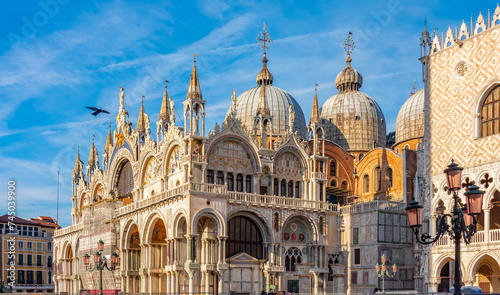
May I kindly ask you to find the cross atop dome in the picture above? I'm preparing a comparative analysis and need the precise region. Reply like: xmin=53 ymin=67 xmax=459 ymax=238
xmin=343 ymin=31 xmax=355 ymax=66
xmin=257 ymin=22 xmax=273 ymax=54
xmin=410 ymin=79 xmax=417 ymax=96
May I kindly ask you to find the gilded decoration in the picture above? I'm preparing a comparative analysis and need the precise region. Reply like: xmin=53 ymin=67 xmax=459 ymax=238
xmin=143 ymin=157 xmax=159 ymax=186
xmin=151 ymin=219 xmax=167 ymax=243
xmin=169 ymin=146 xmax=183 ymax=174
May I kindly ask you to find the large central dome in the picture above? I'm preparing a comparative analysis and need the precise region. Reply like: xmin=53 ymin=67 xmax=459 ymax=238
xmin=225 ymin=54 xmax=307 ymax=139
xmin=320 ymin=55 xmax=386 ymax=151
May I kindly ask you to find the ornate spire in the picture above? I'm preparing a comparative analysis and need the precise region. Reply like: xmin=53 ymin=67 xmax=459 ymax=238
xmin=159 ymin=80 xmax=170 ymax=121
xmin=336 ymin=32 xmax=363 ymax=93
xmin=310 ymin=83 xmax=321 ymax=124
xmin=73 ymin=146 xmax=83 ymax=176
xmin=343 ymin=31 xmax=355 ymax=67
xmin=136 ymin=97 xmax=146 ymax=133
xmin=88 ymin=135 xmax=98 ymax=167
xmin=256 ymin=22 xmax=273 ymax=86
xmin=187 ymin=54 xmax=202 ymax=100
xmin=105 ymin=122 xmax=113 ymax=152
xmin=410 ymin=80 xmax=417 ymax=96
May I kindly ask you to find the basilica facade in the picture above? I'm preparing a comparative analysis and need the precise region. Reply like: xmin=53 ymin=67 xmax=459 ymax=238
xmin=50 ymin=8 xmax=500 ymax=293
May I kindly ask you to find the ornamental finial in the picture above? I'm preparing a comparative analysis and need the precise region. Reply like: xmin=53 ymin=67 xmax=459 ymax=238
xmin=257 ymin=22 xmax=273 ymax=54
xmin=410 ymin=79 xmax=417 ymax=96
xmin=343 ymin=31 xmax=354 ymax=66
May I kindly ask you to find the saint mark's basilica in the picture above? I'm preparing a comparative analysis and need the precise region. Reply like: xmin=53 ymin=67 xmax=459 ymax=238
xmin=52 ymin=4 xmax=500 ymax=294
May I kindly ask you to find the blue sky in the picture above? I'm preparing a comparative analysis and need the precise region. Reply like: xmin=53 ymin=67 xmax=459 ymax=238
xmin=1 ymin=0 xmax=498 ymax=227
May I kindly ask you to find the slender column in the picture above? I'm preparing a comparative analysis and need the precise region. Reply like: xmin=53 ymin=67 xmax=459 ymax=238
xmin=484 ymin=207 xmax=491 ymax=242
xmin=314 ymin=272 xmax=319 ymax=294
xmin=270 ymin=243 xmax=275 ymax=265
xmin=205 ymin=271 xmax=210 ymax=293
xmin=188 ymin=271 xmax=195 ymax=295
xmin=165 ymin=272 xmax=170 ymax=294
xmin=430 ymin=214 xmax=438 ymax=237
xmin=218 ymin=271 xmax=225 ymax=294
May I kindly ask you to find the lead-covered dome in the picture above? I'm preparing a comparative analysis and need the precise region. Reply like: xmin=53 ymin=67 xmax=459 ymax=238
xmin=320 ymin=55 xmax=386 ymax=150
xmin=226 ymin=85 xmax=308 ymax=139
xmin=225 ymin=53 xmax=307 ymax=139
xmin=395 ymin=89 xmax=424 ymax=144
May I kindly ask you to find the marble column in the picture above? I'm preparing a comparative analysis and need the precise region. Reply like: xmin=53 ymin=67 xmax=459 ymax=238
xmin=484 ymin=207 xmax=491 ymax=242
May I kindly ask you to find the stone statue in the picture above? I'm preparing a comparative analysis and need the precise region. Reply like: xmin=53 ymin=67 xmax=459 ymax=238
xmin=169 ymin=98 xmax=175 ymax=122
xmin=145 ymin=115 xmax=151 ymax=135
xmin=289 ymin=104 xmax=295 ymax=131
xmin=119 ymin=87 xmax=125 ymax=113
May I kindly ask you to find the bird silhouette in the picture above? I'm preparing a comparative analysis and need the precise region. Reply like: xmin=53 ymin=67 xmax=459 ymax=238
xmin=86 ymin=107 xmax=110 ymax=116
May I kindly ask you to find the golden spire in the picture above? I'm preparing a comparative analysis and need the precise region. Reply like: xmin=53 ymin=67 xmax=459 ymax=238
xmin=73 ymin=146 xmax=83 ymax=176
xmin=410 ymin=79 xmax=417 ymax=96
xmin=310 ymin=83 xmax=321 ymax=124
xmin=136 ymin=97 xmax=146 ymax=133
xmin=256 ymin=22 xmax=274 ymax=86
xmin=105 ymin=121 xmax=113 ymax=152
xmin=343 ymin=31 xmax=355 ymax=66
xmin=159 ymin=80 xmax=170 ymax=121
xmin=88 ymin=135 xmax=98 ymax=167
xmin=187 ymin=54 xmax=202 ymax=100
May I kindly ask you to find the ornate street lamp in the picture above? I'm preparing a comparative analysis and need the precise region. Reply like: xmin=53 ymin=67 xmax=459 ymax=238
xmin=83 ymin=241 xmax=119 ymax=295
xmin=405 ymin=159 xmax=484 ymax=295
xmin=375 ymin=253 xmax=397 ymax=293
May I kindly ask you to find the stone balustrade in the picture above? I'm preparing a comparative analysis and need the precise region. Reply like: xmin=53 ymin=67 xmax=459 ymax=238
xmin=228 ymin=191 xmax=338 ymax=212
xmin=54 ymin=223 xmax=84 ymax=238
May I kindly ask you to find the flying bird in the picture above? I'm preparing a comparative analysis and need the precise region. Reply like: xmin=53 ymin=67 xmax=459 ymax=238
xmin=86 ymin=107 xmax=110 ymax=116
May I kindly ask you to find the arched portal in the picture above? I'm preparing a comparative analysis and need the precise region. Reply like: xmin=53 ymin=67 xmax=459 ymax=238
xmin=472 ymin=255 xmax=500 ymax=292
xmin=123 ymin=224 xmax=141 ymax=293
xmin=438 ymin=260 xmax=454 ymax=292
xmin=227 ymin=216 xmax=263 ymax=259
xmin=116 ymin=160 xmax=134 ymax=204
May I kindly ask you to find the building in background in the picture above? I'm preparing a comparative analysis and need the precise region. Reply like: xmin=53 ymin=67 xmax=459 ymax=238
xmin=415 ymin=5 xmax=500 ymax=293
xmin=0 ymin=215 xmax=59 ymax=293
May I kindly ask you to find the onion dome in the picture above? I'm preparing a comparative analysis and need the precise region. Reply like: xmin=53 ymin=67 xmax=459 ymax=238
xmin=225 ymin=55 xmax=307 ymax=139
xmin=320 ymin=33 xmax=386 ymax=150
xmin=335 ymin=56 xmax=363 ymax=92
xmin=256 ymin=53 xmax=273 ymax=86
xmin=395 ymin=88 xmax=424 ymax=144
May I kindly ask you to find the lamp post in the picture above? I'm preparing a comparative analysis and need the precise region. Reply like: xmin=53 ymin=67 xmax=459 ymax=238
xmin=83 ymin=240 xmax=119 ymax=295
xmin=405 ymin=160 xmax=484 ymax=295
xmin=375 ymin=253 xmax=397 ymax=293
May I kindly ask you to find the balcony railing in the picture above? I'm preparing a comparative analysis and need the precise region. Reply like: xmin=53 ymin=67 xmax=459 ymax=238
xmin=433 ymin=229 xmax=500 ymax=247
xmin=117 ymin=183 xmax=190 ymax=216
xmin=228 ymin=191 xmax=338 ymax=212
xmin=340 ymin=200 xmax=407 ymax=214
xmin=53 ymin=223 xmax=83 ymax=238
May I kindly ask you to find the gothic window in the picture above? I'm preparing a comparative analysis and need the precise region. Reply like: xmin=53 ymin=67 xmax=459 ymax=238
xmin=285 ymin=248 xmax=303 ymax=272
xmin=288 ymin=181 xmax=294 ymax=198
xmin=331 ymin=179 xmax=337 ymax=187
xmin=274 ymin=179 xmax=279 ymax=195
xmin=216 ymin=171 xmax=224 ymax=185
xmin=236 ymin=174 xmax=244 ymax=192
xmin=227 ymin=216 xmax=263 ymax=259
xmin=207 ymin=170 xmax=214 ymax=184
xmin=245 ymin=175 xmax=252 ymax=193
xmin=295 ymin=181 xmax=300 ymax=198
xmin=227 ymin=172 xmax=234 ymax=191
xmin=386 ymin=168 xmax=393 ymax=189
xmin=342 ymin=181 xmax=348 ymax=190
xmin=363 ymin=174 xmax=370 ymax=193
xmin=481 ymin=85 xmax=500 ymax=137
xmin=375 ymin=166 xmax=381 ymax=191
xmin=281 ymin=180 xmax=286 ymax=197
xmin=330 ymin=160 xmax=337 ymax=177
xmin=117 ymin=161 xmax=133 ymax=198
